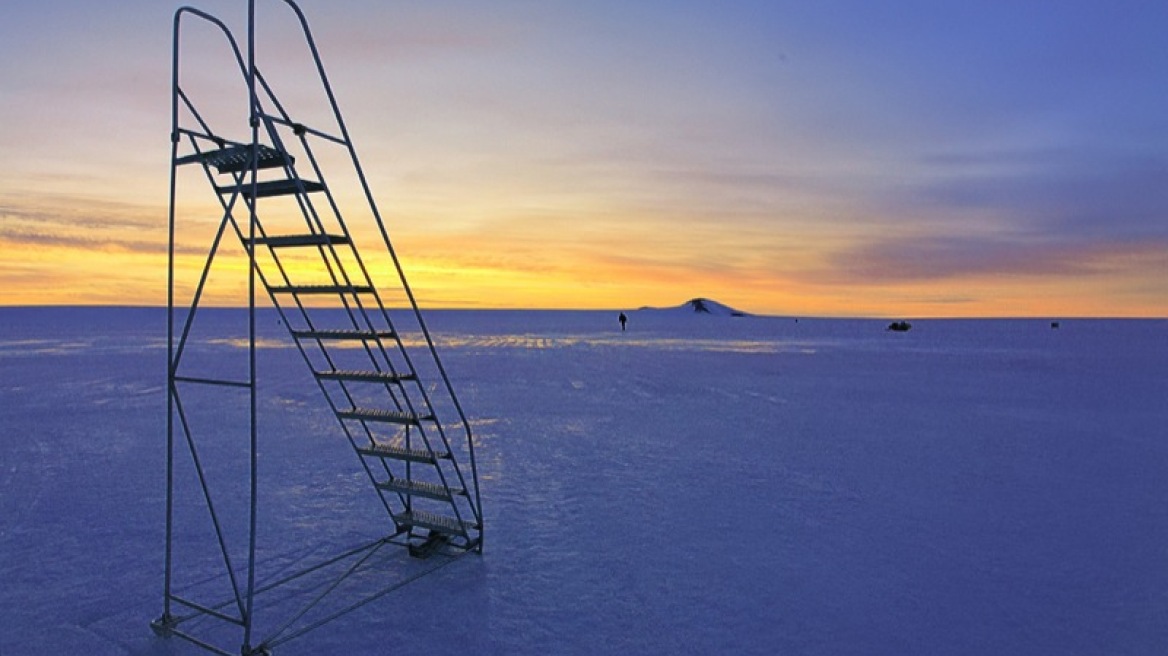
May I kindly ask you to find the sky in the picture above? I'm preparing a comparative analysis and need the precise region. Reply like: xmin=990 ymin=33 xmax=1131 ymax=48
xmin=0 ymin=0 xmax=1165 ymax=317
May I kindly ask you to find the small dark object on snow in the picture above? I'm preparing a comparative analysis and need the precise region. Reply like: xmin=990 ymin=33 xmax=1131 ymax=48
xmin=618 ymin=312 xmax=628 ymax=331
xmin=409 ymin=530 xmax=450 ymax=559
xmin=1051 ymin=321 xmax=1060 ymax=329
xmin=887 ymin=321 xmax=912 ymax=332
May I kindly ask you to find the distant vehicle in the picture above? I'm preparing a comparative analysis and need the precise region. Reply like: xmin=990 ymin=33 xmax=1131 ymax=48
xmin=887 ymin=321 xmax=912 ymax=332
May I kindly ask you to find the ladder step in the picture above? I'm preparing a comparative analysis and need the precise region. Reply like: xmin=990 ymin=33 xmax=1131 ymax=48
xmin=291 ymin=328 xmax=395 ymax=341
xmin=355 ymin=443 xmax=448 ymax=464
xmin=393 ymin=510 xmax=477 ymax=537
xmin=315 ymin=369 xmax=415 ymax=384
xmin=269 ymin=284 xmax=373 ymax=295
xmin=338 ymin=407 xmax=434 ymax=425
xmin=252 ymin=234 xmax=350 ymax=248
xmin=175 ymin=143 xmax=290 ymax=173
xmin=377 ymin=478 xmax=462 ymax=502
xmin=216 ymin=179 xmax=325 ymax=198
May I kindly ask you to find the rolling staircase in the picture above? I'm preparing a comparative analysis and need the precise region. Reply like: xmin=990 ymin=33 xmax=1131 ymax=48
xmin=157 ymin=3 xmax=481 ymax=654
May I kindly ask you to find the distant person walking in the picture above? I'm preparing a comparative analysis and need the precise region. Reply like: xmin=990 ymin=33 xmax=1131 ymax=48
xmin=618 ymin=312 xmax=627 ymax=331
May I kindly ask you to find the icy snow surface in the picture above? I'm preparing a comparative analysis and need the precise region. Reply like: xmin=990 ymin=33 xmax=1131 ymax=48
xmin=1 ymin=307 xmax=1166 ymax=655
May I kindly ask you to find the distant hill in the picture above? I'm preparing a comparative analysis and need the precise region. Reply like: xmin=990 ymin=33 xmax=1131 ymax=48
xmin=636 ymin=298 xmax=750 ymax=317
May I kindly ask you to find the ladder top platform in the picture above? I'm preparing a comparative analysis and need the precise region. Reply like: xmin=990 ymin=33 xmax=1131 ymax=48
xmin=175 ymin=143 xmax=290 ymax=174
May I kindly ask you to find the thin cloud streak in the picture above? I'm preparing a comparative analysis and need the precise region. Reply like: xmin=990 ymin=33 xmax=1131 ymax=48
xmin=809 ymin=236 xmax=1168 ymax=286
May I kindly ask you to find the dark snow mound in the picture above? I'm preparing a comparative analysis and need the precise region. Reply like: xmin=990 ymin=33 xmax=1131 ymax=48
xmin=637 ymin=298 xmax=750 ymax=317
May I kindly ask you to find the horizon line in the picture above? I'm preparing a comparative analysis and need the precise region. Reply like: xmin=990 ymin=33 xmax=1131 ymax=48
xmin=1 ymin=303 xmax=1164 ymax=321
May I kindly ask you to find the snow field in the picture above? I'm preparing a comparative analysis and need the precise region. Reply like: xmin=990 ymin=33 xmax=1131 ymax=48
xmin=1 ymin=308 xmax=1166 ymax=654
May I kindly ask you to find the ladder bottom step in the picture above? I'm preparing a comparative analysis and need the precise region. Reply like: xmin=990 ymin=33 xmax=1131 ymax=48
xmin=394 ymin=511 xmax=477 ymax=537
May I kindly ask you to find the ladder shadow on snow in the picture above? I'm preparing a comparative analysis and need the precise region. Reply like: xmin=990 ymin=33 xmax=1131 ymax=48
xmin=151 ymin=535 xmax=471 ymax=653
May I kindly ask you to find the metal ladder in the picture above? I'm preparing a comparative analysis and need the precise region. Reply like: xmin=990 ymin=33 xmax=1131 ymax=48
xmin=158 ymin=3 xmax=481 ymax=654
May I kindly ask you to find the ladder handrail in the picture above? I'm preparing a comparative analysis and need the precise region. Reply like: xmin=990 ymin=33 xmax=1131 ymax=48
xmin=173 ymin=7 xmax=250 ymax=141
xmin=249 ymin=98 xmax=480 ymax=529
xmin=250 ymin=0 xmax=483 ymax=531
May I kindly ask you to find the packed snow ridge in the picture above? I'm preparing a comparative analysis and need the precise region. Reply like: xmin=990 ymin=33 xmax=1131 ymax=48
xmin=637 ymin=297 xmax=750 ymax=317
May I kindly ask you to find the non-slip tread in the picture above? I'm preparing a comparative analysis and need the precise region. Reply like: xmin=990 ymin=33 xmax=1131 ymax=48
xmin=268 ymin=284 xmax=373 ymax=295
xmin=252 ymin=234 xmax=349 ymax=248
xmin=315 ymin=369 xmax=414 ymax=383
xmin=355 ymin=443 xmax=445 ymax=463
xmin=175 ymin=143 xmax=289 ymax=173
xmin=393 ymin=510 xmax=477 ymax=536
xmin=216 ymin=178 xmax=324 ymax=198
xmin=290 ymin=329 xmax=395 ymax=341
xmin=377 ymin=478 xmax=459 ymax=502
xmin=337 ymin=407 xmax=433 ymax=425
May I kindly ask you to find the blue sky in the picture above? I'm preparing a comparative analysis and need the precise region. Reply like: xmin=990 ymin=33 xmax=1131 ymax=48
xmin=1 ymin=0 xmax=1165 ymax=314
